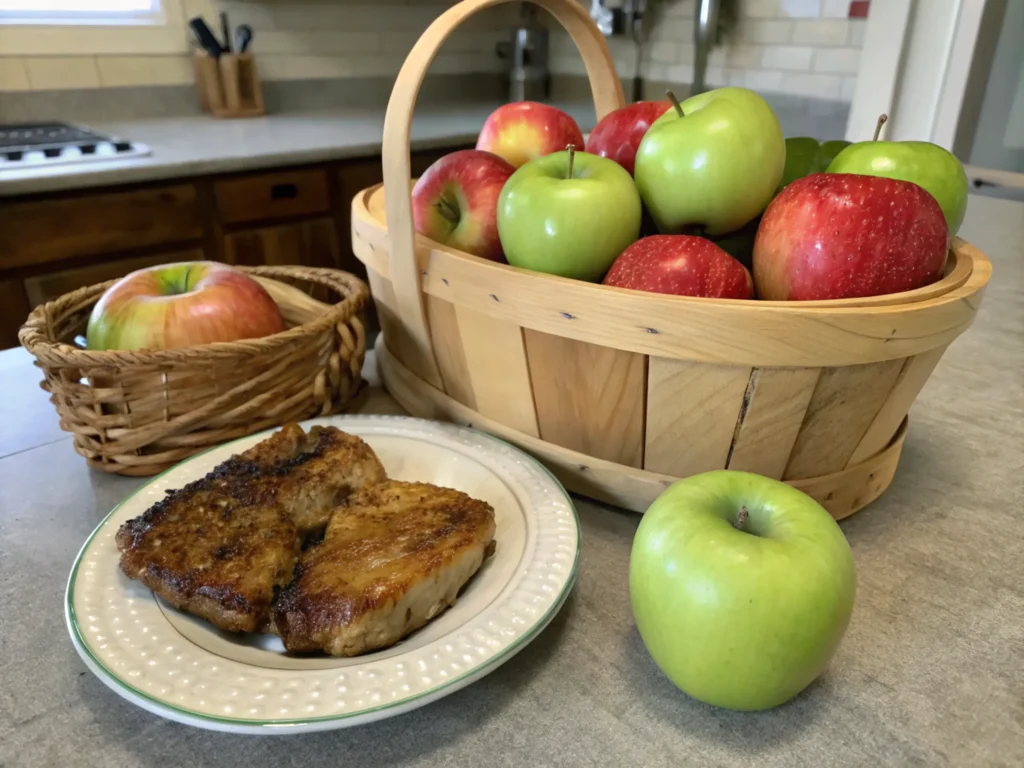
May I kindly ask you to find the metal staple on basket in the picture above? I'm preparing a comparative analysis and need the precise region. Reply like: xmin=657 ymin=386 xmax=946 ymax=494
xmin=18 ymin=265 xmax=370 ymax=477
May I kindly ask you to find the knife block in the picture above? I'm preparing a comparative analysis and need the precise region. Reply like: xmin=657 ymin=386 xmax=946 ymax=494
xmin=193 ymin=52 xmax=265 ymax=118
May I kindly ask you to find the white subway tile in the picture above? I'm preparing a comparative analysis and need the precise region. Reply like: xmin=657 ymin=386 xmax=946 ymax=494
xmin=665 ymin=63 xmax=694 ymax=83
xmin=257 ymin=56 xmax=291 ymax=81
xmin=739 ymin=19 xmax=793 ymax=44
xmin=821 ymin=0 xmax=851 ymax=18
xmin=550 ymin=55 xmax=588 ymax=77
xmin=813 ymin=47 xmax=860 ymax=73
xmin=96 ymin=55 xmax=193 ymax=87
xmin=349 ymin=54 xmax=402 ymax=78
xmin=744 ymin=69 xmax=785 ymax=91
xmin=848 ymin=19 xmax=866 ymax=46
xmin=258 ymin=31 xmax=379 ymax=56
xmin=25 ymin=56 xmax=101 ymax=90
xmin=663 ymin=0 xmax=697 ymax=19
xmin=0 ymin=58 xmax=31 ymax=91
xmin=745 ymin=0 xmax=781 ymax=19
xmin=643 ymin=62 xmax=668 ymax=82
xmin=779 ymin=72 xmax=843 ymax=98
xmin=841 ymin=74 xmax=858 ymax=101
xmin=792 ymin=19 xmax=849 ymax=45
xmin=761 ymin=45 xmax=814 ymax=70
xmin=647 ymin=41 xmax=677 ymax=64
xmin=651 ymin=18 xmax=694 ymax=42
xmin=779 ymin=0 xmax=823 ymax=18
xmin=0 ymin=27 xmax=188 ymax=56
xmin=282 ymin=55 xmax=354 ymax=81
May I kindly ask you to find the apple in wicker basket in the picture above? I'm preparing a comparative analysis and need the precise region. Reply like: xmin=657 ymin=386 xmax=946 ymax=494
xmin=411 ymin=149 xmax=515 ymax=261
xmin=476 ymin=101 xmax=585 ymax=169
xmin=86 ymin=262 xmax=286 ymax=351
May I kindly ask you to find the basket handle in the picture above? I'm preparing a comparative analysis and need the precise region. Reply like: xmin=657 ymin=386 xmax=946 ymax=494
xmin=382 ymin=0 xmax=625 ymax=388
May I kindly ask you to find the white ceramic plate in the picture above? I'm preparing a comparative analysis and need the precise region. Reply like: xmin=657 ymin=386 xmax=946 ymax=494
xmin=66 ymin=415 xmax=580 ymax=734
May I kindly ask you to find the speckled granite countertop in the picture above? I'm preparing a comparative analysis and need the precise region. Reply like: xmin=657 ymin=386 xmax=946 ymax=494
xmin=0 ymin=194 xmax=1022 ymax=765
xmin=0 ymin=103 xmax=598 ymax=197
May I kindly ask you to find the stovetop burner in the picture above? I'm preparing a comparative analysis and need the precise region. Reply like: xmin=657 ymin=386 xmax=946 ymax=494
xmin=0 ymin=122 xmax=151 ymax=169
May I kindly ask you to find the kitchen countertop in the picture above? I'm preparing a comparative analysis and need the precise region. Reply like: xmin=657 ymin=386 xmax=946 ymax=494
xmin=0 ymin=102 xmax=597 ymax=198
xmin=1 ymin=193 xmax=1022 ymax=766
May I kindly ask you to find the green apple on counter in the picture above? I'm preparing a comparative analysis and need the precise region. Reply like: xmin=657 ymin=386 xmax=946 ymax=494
xmin=778 ymin=136 xmax=851 ymax=192
xmin=629 ymin=470 xmax=857 ymax=711
xmin=497 ymin=145 xmax=642 ymax=281
xmin=634 ymin=87 xmax=785 ymax=236
xmin=826 ymin=114 xmax=969 ymax=234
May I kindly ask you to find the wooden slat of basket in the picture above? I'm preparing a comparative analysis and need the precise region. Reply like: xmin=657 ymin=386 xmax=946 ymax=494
xmin=425 ymin=296 xmax=475 ymax=408
xmin=847 ymin=344 xmax=948 ymax=467
xmin=783 ymin=358 xmax=905 ymax=479
xmin=380 ymin=0 xmax=624 ymax=392
xmin=726 ymin=367 xmax=821 ymax=479
xmin=644 ymin=358 xmax=752 ymax=477
xmin=377 ymin=335 xmax=908 ymax=519
xmin=524 ymin=329 xmax=646 ymax=468
xmin=453 ymin=305 xmax=540 ymax=438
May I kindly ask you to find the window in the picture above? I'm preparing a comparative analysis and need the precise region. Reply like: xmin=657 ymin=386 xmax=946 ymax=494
xmin=0 ymin=1 xmax=162 ymax=25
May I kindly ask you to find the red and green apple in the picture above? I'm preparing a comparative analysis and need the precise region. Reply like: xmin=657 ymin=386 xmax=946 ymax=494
xmin=86 ymin=261 xmax=285 ymax=351
xmin=411 ymin=149 xmax=515 ymax=261
xmin=476 ymin=101 xmax=584 ymax=169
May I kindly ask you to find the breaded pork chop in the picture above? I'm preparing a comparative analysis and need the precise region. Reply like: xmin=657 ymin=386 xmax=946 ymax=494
xmin=220 ymin=424 xmax=388 ymax=534
xmin=116 ymin=489 xmax=300 ymax=633
xmin=273 ymin=481 xmax=496 ymax=656
xmin=116 ymin=424 xmax=388 ymax=633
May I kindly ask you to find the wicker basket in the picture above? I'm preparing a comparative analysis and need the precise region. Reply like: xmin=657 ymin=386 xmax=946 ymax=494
xmin=19 ymin=265 xmax=368 ymax=476
xmin=351 ymin=0 xmax=992 ymax=519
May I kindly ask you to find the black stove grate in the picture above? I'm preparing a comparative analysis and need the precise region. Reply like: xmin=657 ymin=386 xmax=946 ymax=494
xmin=0 ymin=122 xmax=116 ymax=151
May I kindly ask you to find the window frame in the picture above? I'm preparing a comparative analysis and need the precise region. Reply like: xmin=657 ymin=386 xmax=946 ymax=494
xmin=0 ymin=0 xmax=164 ymax=26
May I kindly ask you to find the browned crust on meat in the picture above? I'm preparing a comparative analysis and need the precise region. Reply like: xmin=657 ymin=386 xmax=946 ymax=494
xmin=273 ymin=480 xmax=496 ymax=655
xmin=116 ymin=489 xmax=300 ymax=633
xmin=115 ymin=424 xmax=388 ymax=634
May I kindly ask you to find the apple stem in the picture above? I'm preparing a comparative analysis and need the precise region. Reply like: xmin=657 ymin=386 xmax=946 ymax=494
xmin=873 ymin=114 xmax=888 ymax=142
xmin=566 ymin=143 xmax=576 ymax=179
xmin=666 ymin=89 xmax=684 ymax=118
xmin=434 ymin=198 xmax=459 ymax=225
xmin=733 ymin=506 xmax=749 ymax=531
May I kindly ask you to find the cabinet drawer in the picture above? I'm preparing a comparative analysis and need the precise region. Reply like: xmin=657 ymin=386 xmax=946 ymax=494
xmin=24 ymin=249 xmax=206 ymax=309
xmin=215 ymin=169 xmax=330 ymax=225
xmin=0 ymin=185 xmax=204 ymax=270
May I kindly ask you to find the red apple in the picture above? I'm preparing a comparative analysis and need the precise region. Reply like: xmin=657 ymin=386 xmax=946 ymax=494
xmin=754 ymin=173 xmax=948 ymax=301
xmin=476 ymin=102 xmax=584 ymax=169
xmin=585 ymin=100 xmax=672 ymax=176
xmin=603 ymin=235 xmax=754 ymax=299
xmin=411 ymin=149 xmax=515 ymax=261
xmin=86 ymin=261 xmax=285 ymax=351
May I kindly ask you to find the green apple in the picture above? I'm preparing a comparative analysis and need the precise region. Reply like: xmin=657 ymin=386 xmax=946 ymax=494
xmin=826 ymin=114 xmax=968 ymax=234
xmin=497 ymin=147 xmax=641 ymax=281
xmin=634 ymin=87 xmax=785 ymax=236
xmin=630 ymin=470 xmax=856 ymax=711
xmin=778 ymin=137 xmax=851 ymax=193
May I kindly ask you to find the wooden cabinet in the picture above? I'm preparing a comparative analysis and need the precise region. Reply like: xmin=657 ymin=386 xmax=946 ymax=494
xmin=0 ymin=146 xmax=468 ymax=349
xmin=224 ymin=219 xmax=340 ymax=270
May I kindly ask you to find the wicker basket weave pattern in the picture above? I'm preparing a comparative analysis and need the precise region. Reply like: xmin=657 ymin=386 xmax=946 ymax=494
xmin=19 ymin=265 xmax=368 ymax=476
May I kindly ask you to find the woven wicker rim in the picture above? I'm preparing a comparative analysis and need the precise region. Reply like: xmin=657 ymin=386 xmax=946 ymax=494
xmin=19 ymin=265 xmax=367 ymax=368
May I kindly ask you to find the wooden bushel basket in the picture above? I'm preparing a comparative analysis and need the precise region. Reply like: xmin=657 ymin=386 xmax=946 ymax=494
xmin=351 ymin=0 xmax=991 ymax=519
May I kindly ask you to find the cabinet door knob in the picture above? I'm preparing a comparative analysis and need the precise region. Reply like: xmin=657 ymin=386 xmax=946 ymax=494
xmin=271 ymin=183 xmax=298 ymax=200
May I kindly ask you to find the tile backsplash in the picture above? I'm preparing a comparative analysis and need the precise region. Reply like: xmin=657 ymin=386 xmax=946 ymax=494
xmin=550 ymin=0 xmax=866 ymax=102
xmin=0 ymin=0 xmax=512 ymax=92
xmin=0 ymin=0 xmax=865 ymax=104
